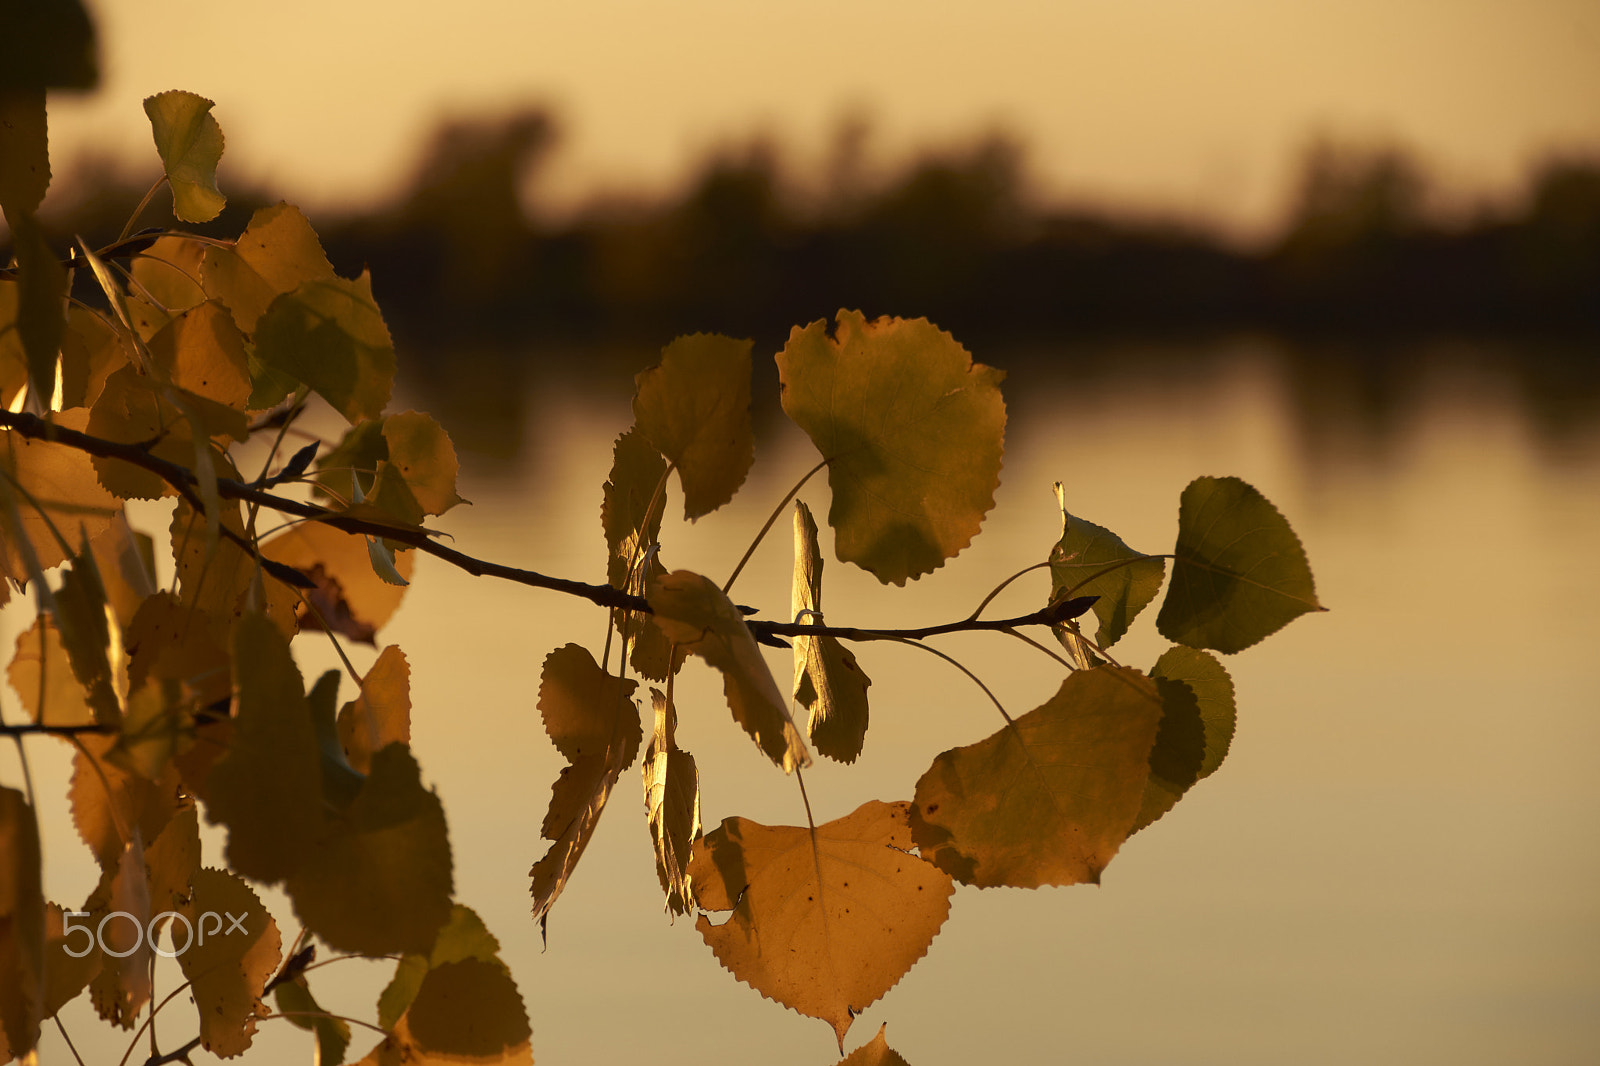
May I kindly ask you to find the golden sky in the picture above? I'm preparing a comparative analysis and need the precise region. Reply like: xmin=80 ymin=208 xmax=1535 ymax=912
xmin=45 ymin=0 xmax=1600 ymax=233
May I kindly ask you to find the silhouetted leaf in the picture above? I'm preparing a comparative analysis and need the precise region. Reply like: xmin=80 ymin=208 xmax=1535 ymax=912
xmin=285 ymin=744 xmax=453 ymax=956
xmin=911 ymin=666 xmax=1164 ymax=888
xmin=1132 ymin=647 xmax=1237 ymax=832
xmin=0 ymin=0 xmax=97 ymax=91
xmin=0 ymin=787 xmax=45 ymax=1058
xmin=143 ymin=91 xmax=226 ymax=223
xmin=275 ymin=977 xmax=351 ymax=1066
xmin=838 ymin=1025 xmax=912 ymax=1066
xmin=169 ymin=498 xmax=300 ymax=641
xmin=376 ymin=904 xmax=505 ymax=1032
xmin=642 ymin=688 xmax=700 ymax=916
xmin=1157 ymin=476 xmax=1323 ymax=653
xmin=41 ymin=903 xmax=100 ymax=1020
xmin=254 ymin=273 xmax=394 ymax=424
xmin=792 ymin=501 xmax=872 ymax=762
xmin=690 ymin=800 xmax=953 ymax=1049
xmin=647 ymin=568 xmax=811 ymax=773
xmin=362 ymin=958 xmax=533 ymax=1066
xmin=601 ymin=426 xmax=666 ymax=589
xmin=632 ymin=333 xmax=754 ymax=520
xmin=777 ymin=311 xmax=1006 ymax=585
xmin=6 ymin=209 xmax=66 ymax=402
xmin=0 ymin=90 xmax=49 ymax=216
xmin=176 ymin=868 xmax=280 ymax=1058
xmin=529 ymin=645 xmax=642 ymax=927
xmin=1048 ymin=483 xmax=1165 ymax=648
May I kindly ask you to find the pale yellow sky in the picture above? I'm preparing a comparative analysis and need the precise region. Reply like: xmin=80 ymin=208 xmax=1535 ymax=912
xmin=44 ymin=0 xmax=1600 ymax=233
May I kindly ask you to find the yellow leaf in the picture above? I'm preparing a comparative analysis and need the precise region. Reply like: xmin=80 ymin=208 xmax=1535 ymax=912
xmin=642 ymin=688 xmax=700 ymax=916
xmin=336 ymin=645 xmax=411 ymax=776
xmin=777 ymin=311 xmax=1006 ymax=585
xmin=86 ymin=828 xmax=152 ymax=1028
xmin=176 ymin=868 xmax=281 ymax=1058
xmin=382 ymin=411 xmax=467 ymax=516
xmin=262 ymin=520 xmax=414 ymax=641
xmin=169 ymin=499 xmax=300 ymax=643
xmin=601 ymin=427 xmax=666 ymax=589
xmin=837 ymin=1025 xmax=913 ymax=1066
xmin=632 ymin=333 xmax=755 ymax=519
xmin=87 ymin=366 xmax=247 ymax=499
xmin=690 ymin=800 xmax=954 ymax=1049
xmin=142 ymin=91 xmax=225 ymax=223
xmin=253 ymin=273 xmax=395 ymax=424
xmin=58 ymin=305 xmax=134 ymax=409
xmin=146 ymin=300 xmax=252 ymax=409
xmin=529 ymin=645 xmax=641 ymax=927
xmin=0 ymin=409 xmax=120 ymax=581
xmin=792 ymin=501 xmax=872 ymax=762
xmin=647 ymin=568 xmax=811 ymax=773
xmin=910 ymin=666 xmax=1164 ymax=888
xmin=201 ymin=202 xmax=336 ymax=332
xmin=68 ymin=734 xmax=182 ymax=873
xmin=7 ymin=618 xmax=95 ymax=727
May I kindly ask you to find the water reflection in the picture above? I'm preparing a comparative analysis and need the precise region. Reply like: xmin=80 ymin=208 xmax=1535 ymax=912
xmin=18 ymin=336 xmax=1600 ymax=1065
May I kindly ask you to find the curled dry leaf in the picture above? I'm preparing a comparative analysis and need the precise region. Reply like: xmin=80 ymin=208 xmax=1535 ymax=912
xmin=690 ymin=800 xmax=954 ymax=1049
xmin=777 ymin=310 xmax=1006 ymax=585
xmin=647 ymin=568 xmax=811 ymax=773
xmin=642 ymin=688 xmax=700 ymax=916
xmin=792 ymin=500 xmax=872 ymax=762
xmin=911 ymin=665 xmax=1165 ymax=888
xmin=632 ymin=332 xmax=755 ymax=520
xmin=529 ymin=644 xmax=643 ymax=927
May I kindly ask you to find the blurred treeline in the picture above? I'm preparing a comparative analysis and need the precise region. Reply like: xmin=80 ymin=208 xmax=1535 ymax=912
xmin=38 ymin=108 xmax=1600 ymax=347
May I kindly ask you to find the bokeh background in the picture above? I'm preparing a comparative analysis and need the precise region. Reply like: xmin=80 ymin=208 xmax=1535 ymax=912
xmin=5 ymin=1 xmax=1600 ymax=1064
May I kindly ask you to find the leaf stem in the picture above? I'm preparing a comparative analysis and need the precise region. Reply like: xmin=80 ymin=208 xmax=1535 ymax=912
xmin=966 ymin=561 xmax=1050 ymax=621
xmin=722 ymin=458 xmax=827 ymax=595
xmin=882 ymin=636 xmax=1014 ymax=726
xmin=54 ymin=1016 xmax=88 ymax=1066
xmin=117 ymin=176 xmax=168 ymax=244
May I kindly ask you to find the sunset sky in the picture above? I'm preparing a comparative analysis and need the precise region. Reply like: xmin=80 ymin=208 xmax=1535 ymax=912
xmin=42 ymin=0 xmax=1600 ymax=234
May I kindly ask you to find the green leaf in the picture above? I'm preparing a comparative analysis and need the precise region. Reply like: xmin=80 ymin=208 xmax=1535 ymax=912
xmin=632 ymin=333 xmax=754 ymax=520
xmin=274 ymin=977 xmax=351 ymax=1066
xmin=647 ymin=569 xmax=811 ymax=773
xmin=1131 ymin=647 xmax=1238 ymax=832
xmin=1048 ymin=483 xmax=1166 ymax=648
xmin=529 ymin=645 xmax=643 ymax=927
xmin=253 ymin=273 xmax=395 ymax=424
xmin=777 ymin=310 xmax=1006 ymax=585
xmin=284 ymin=743 xmax=453 ymax=956
xmin=792 ymin=500 xmax=871 ymax=762
xmin=142 ymin=91 xmax=226 ymax=223
xmin=690 ymin=800 xmax=953 ymax=1050
xmin=0 ymin=90 xmax=50 ymax=216
xmin=642 ymin=688 xmax=700 ymax=916
xmin=910 ymin=666 xmax=1164 ymax=888
xmin=1156 ymin=476 xmax=1324 ymax=653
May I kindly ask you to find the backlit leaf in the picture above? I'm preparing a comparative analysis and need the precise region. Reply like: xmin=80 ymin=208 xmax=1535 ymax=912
xmin=0 ymin=787 xmax=45 ymax=1059
xmin=642 ymin=688 xmax=700 ymax=916
xmin=362 ymin=958 xmax=533 ymax=1066
xmin=127 ymin=235 xmax=208 ymax=336
xmin=337 ymin=645 xmax=411 ymax=776
xmin=792 ymin=501 xmax=871 ymax=762
xmin=376 ymin=904 xmax=505 ymax=1032
xmin=68 ymin=734 xmax=181 ymax=872
xmin=86 ymin=828 xmax=152 ymax=1027
xmin=601 ymin=426 xmax=666 ymax=589
xmin=176 ymin=868 xmax=281 ymax=1058
xmin=381 ymin=411 xmax=466 ymax=516
xmin=146 ymin=300 xmax=252 ymax=409
xmin=647 ymin=568 xmax=811 ymax=773
xmin=1048 ymin=483 xmax=1165 ymax=648
xmin=910 ymin=666 xmax=1164 ymax=888
xmin=777 ymin=311 xmax=1006 ymax=585
xmin=204 ymin=613 xmax=324 ymax=882
xmin=201 ymin=202 xmax=336 ymax=332
xmin=254 ymin=273 xmax=395 ymax=424
xmin=263 ymin=520 xmax=414 ymax=641
xmin=41 ymin=903 xmax=100 ymax=1020
xmin=838 ymin=1025 xmax=912 ymax=1066
xmin=690 ymin=800 xmax=953 ymax=1048
xmin=142 ymin=91 xmax=225 ymax=223
xmin=7 ymin=618 xmax=95 ymax=726
xmin=285 ymin=744 xmax=453 ymax=956
xmin=1132 ymin=647 xmax=1237 ymax=832
xmin=59 ymin=305 xmax=134 ymax=408
xmin=529 ymin=645 xmax=642 ymax=926
xmin=87 ymin=365 xmax=248 ymax=499
xmin=0 ymin=413 xmax=119 ymax=584
xmin=170 ymin=498 xmax=300 ymax=641
xmin=632 ymin=333 xmax=754 ymax=520
xmin=1157 ymin=476 xmax=1323 ymax=653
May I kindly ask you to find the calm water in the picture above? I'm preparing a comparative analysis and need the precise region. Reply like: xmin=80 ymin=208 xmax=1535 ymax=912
xmin=12 ymin=334 xmax=1600 ymax=1065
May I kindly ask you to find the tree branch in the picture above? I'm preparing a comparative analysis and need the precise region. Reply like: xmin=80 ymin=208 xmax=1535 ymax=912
xmin=0 ymin=722 xmax=117 ymax=738
xmin=0 ymin=411 xmax=1095 ymax=643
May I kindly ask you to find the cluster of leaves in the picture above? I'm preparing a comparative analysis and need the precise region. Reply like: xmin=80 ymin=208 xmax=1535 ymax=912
xmin=1 ymin=77 xmax=1322 ymax=1066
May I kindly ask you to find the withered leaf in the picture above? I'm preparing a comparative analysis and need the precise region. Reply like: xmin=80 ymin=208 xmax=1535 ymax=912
xmin=792 ymin=501 xmax=871 ymax=762
xmin=642 ymin=687 xmax=700 ymax=916
xmin=632 ymin=333 xmax=754 ymax=520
